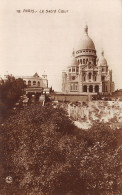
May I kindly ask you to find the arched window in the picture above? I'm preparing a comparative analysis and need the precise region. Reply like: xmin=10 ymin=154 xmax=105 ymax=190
xmin=94 ymin=75 xmax=97 ymax=81
xmin=89 ymin=85 xmax=93 ymax=92
xmin=83 ymin=85 xmax=87 ymax=92
xmin=83 ymin=73 xmax=86 ymax=81
xmin=37 ymin=81 xmax=40 ymax=86
xmin=95 ymin=85 xmax=99 ymax=92
xmin=70 ymin=84 xmax=73 ymax=91
xmin=28 ymin=80 xmax=31 ymax=86
xmin=89 ymin=72 xmax=92 ymax=79
xmin=83 ymin=59 xmax=85 ymax=64
xmin=80 ymin=59 xmax=82 ymax=64
xmin=75 ymin=84 xmax=78 ymax=91
xmin=86 ymin=58 xmax=88 ymax=64
xmin=102 ymin=83 xmax=105 ymax=92
xmin=94 ymin=59 xmax=96 ymax=64
xmin=72 ymin=68 xmax=75 ymax=72
xmin=33 ymin=81 xmax=36 ymax=85
xmin=73 ymin=84 xmax=75 ymax=91
xmin=102 ymin=68 xmax=104 ymax=72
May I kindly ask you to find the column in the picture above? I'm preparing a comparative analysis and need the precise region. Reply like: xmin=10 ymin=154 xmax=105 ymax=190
xmin=87 ymin=85 xmax=89 ymax=93
xmin=93 ymin=85 xmax=95 ymax=93
xmin=99 ymin=84 xmax=102 ymax=93
xmin=92 ymin=72 xmax=93 ymax=81
xmin=86 ymin=72 xmax=88 ymax=82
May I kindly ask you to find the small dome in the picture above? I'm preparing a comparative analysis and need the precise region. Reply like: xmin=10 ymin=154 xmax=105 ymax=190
xmin=77 ymin=25 xmax=95 ymax=50
xmin=71 ymin=50 xmax=78 ymax=66
xmin=99 ymin=50 xmax=107 ymax=66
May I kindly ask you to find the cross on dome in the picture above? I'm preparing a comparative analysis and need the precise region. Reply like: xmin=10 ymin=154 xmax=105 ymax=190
xmin=72 ymin=48 xmax=75 ymax=57
xmin=101 ymin=49 xmax=104 ymax=56
xmin=84 ymin=24 xmax=88 ymax=35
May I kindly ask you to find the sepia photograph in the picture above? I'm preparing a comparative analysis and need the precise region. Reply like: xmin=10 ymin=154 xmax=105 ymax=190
xmin=0 ymin=0 xmax=122 ymax=194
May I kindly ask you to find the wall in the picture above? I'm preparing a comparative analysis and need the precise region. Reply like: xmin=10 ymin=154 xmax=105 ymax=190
xmin=51 ymin=94 xmax=90 ymax=102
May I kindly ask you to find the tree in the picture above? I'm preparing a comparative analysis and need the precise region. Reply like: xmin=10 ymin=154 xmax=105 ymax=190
xmin=0 ymin=75 xmax=26 ymax=120
xmin=0 ymin=104 xmax=121 ymax=195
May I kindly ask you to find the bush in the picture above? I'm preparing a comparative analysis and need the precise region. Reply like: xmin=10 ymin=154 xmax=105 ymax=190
xmin=0 ymin=104 xmax=121 ymax=195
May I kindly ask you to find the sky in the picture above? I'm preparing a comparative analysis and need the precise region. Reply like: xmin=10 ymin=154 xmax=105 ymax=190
xmin=0 ymin=0 xmax=122 ymax=91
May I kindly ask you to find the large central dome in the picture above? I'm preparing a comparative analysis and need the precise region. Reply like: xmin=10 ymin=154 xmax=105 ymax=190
xmin=77 ymin=25 xmax=95 ymax=50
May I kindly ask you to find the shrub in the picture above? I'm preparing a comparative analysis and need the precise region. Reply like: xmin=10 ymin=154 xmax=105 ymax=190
xmin=0 ymin=104 xmax=121 ymax=195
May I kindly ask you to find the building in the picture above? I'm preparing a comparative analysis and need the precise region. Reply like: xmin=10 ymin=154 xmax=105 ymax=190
xmin=112 ymin=89 xmax=122 ymax=101
xmin=62 ymin=25 xmax=115 ymax=95
xmin=16 ymin=72 xmax=50 ymax=95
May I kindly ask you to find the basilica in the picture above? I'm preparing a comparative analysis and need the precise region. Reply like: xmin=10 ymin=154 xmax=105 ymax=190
xmin=62 ymin=25 xmax=115 ymax=94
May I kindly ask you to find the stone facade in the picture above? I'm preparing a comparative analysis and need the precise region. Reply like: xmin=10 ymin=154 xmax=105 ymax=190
xmin=62 ymin=25 xmax=115 ymax=95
